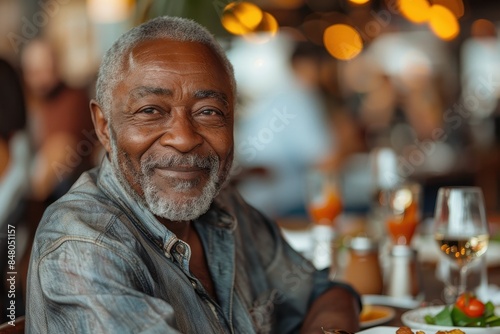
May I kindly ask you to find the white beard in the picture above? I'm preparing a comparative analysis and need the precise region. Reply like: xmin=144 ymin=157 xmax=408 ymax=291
xmin=108 ymin=128 xmax=231 ymax=221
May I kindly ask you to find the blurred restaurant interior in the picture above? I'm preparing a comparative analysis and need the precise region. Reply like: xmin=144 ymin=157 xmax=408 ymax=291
xmin=2 ymin=0 xmax=500 ymax=323
xmin=2 ymin=0 xmax=500 ymax=215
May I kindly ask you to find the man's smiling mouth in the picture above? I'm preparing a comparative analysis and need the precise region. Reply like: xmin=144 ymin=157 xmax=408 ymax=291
xmin=154 ymin=166 xmax=208 ymax=180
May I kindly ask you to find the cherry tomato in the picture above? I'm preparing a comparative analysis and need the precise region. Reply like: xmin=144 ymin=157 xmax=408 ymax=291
xmin=455 ymin=293 xmax=485 ymax=318
xmin=455 ymin=293 xmax=468 ymax=310
xmin=465 ymin=298 xmax=486 ymax=317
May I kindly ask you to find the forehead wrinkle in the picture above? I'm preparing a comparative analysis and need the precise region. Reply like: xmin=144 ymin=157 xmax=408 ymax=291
xmin=130 ymin=86 xmax=173 ymax=99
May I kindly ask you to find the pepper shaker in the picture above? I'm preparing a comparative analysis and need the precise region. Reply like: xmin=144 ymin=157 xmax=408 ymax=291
xmin=343 ymin=236 xmax=383 ymax=295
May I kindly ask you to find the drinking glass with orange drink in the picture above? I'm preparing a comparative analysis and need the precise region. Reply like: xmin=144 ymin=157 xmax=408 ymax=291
xmin=305 ymin=169 xmax=343 ymax=227
xmin=384 ymin=182 xmax=421 ymax=246
xmin=305 ymin=168 xmax=343 ymax=275
xmin=382 ymin=182 xmax=423 ymax=299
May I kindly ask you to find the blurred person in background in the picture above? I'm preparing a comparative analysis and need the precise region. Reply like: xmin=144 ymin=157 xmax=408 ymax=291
xmin=13 ymin=38 xmax=99 ymax=320
xmin=20 ymin=38 xmax=97 ymax=204
xmin=227 ymin=33 xmax=335 ymax=219
xmin=0 ymin=58 xmax=31 ymax=322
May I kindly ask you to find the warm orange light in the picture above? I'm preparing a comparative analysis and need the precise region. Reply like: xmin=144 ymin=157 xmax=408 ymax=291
xmin=87 ymin=0 xmax=134 ymax=23
xmin=432 ymin=0 xmax=464 ymax=18
xmin=428 ymin=4 xmax=460 ymax=41
xmin=349 ymin=0 xmax=370 ymax=4
xmin=471 ymin=19 xmax=497 ymax=38
xmin=253 ymin=12 xmax=278 ymax=35
xmin=323 ymin=24 xmax=363 ymax=61
xmin=398 ymin=0 xmax=430 ymax=24
xmin=242 ymin=12 xmax=279 ymax=43
xmin=221 ymin=2 xmax=263 ymax=35
xmin=302 ymin=12 xmax=348 ymax=46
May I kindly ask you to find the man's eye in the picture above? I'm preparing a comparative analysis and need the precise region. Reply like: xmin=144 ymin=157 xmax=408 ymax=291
xmin=200 ymin=109 xmax=222 ymax=116
xmin=140 ymin=107 xmax=157 ymax=114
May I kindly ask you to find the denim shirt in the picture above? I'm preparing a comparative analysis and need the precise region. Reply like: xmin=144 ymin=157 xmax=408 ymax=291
xmin=26 ymin=158 xmax=358 ymax=333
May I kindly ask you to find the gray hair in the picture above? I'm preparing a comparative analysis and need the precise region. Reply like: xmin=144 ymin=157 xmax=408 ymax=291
xmin=95 ymin=16 xmax=236 ymax=117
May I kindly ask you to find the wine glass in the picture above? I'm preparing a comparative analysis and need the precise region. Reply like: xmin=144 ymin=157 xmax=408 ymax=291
xmin=304 ymin=168 xmax=343 ymax=274
xmin=433 ymin=186 xmax=489 ymax=300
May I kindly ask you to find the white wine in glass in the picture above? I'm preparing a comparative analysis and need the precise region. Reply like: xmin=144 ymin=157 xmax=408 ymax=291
xmin=433 ymin=187 xmax=489 ymax=300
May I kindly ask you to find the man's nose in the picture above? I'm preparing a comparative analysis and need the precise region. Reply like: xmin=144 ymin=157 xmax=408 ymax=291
xmin=159 ymin=115 xmax=203 ymax=153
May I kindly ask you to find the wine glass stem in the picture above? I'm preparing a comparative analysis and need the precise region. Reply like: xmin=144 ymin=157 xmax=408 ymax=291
xmin=458 ymin=265 xmax=468 ymax=296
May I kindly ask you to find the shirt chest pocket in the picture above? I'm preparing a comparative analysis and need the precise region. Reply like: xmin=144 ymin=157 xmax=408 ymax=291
xmin=247 ymin=289 xmax=282 ymax=334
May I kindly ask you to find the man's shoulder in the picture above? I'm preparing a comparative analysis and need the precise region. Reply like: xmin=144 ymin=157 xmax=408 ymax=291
xmin=35 ymin=168 xmax=130 ymax=250
xmin=214 ymin=182 xmax=253 ymax=214
xmin=51 ymin=166 xmax=119 ymax=217
xmin=214 ymin=182 xmax=273 ymax=228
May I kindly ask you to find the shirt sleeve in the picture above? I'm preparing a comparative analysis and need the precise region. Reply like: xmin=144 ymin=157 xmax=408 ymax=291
xmin=255 ymin=211 xmax=362 ymax=334
xmin=27 ymin=239 xmax=182 ymax=334
xmin=308 ymin=267 xmax=363 ymax=312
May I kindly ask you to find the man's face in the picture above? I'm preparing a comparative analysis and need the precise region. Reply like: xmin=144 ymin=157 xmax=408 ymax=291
xmin=106 ymin=38 xmax=234 ymax=222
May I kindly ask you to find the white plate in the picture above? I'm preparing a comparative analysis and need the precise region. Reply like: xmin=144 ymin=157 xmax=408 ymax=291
xmin=360 ymin=305 xmax=396 ymax=329
xmin=401 ymin=305 xmax=500 ymax=334
xmin=356 ymin=326 xmax=401 ymax=333
xmin=362 ymin=295 xmax=422 ymax=309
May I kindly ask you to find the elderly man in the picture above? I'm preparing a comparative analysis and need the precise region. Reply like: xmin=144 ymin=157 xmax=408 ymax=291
xmin=26 ymin=16 xmax=360 ymax=333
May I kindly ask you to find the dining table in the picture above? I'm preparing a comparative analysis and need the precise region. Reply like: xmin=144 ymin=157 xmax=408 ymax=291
xmin=384 ymin=264 xmax=500 ymax=327
xmin=277 ymin=216 xmax=500 ymax=332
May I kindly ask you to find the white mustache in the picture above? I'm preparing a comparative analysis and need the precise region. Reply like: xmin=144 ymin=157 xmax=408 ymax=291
xmin=142 ymin=154 xmax=218 ymax=174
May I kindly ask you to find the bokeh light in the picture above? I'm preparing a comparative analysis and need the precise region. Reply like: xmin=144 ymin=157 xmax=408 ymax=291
xmin=428 ymin=5 xmax=460 ymax=40
xmin=242 ymin=12 xmax=279 ymax=43
xmin=471 ymin=19 xmax=497 ymax=38
xmin=252 ymin=12 xmax=279 ymax=35
xmin=87 ymin=0 xmax=134 ymax=23
xmin=398 ymin=0 xmax=431 ymax=24
xmin=323 ymin=24 xmax=363 ymax=61
xmin=221 ymin=2 xmax=263 ymax=35
xmin=349 ymin=0 xmax=371 ymax=4
xmin=302 ymin=14 xmax=330 ymax=46
xmin=432 ymin=0 xmax=464 ymax=18
xmin=302 ymin=12 xmax=348 ymax=46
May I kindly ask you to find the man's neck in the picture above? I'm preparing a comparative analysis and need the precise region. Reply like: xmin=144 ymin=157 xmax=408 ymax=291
xmin=158 ymin=217 xmax=192 ymax=241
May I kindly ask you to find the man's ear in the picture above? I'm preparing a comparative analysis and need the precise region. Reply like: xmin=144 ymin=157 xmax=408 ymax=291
xmin=90 ymin=100 xmax=112 ymax=154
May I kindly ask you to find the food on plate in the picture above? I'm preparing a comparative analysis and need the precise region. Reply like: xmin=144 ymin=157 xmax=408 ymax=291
xmin=396 ymin=327 xmax=465 ymax=334
xmin=424 ymin=292 xmax=500 ymax=327
xmin=396 ymin=326 xmax=423 ymax=334
xmin=360 ymin=305 xmax=389 ymax=322
xmin=455 ymin=293 xmax=485 ymax=318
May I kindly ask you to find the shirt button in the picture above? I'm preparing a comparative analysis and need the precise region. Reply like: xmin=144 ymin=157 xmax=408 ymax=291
xmin=176 ymin=242 xmax=186 ymax=255
xmin=190 ymin=280 xmax=197 ymax=289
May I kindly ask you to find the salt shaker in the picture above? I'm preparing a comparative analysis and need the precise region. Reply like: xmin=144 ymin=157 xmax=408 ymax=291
xmin=343 ymin=237 xmax=383 ymax=295
xmin=385 ymin=245 xmax=421 ymax=299
xmin=311 ymin=225 xmax=335 ymax=272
